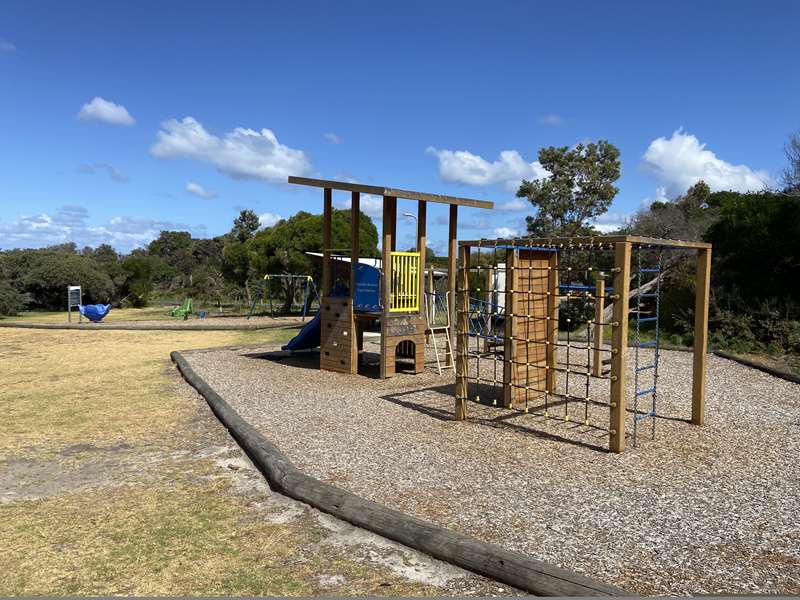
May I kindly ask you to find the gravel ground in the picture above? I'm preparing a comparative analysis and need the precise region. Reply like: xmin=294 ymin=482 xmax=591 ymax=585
xmin=184 ymin=336 xmax=800 ymax=596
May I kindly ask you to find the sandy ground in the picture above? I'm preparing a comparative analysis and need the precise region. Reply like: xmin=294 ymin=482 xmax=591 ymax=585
xmin=183 ymin=336 xmax=800 ymax=596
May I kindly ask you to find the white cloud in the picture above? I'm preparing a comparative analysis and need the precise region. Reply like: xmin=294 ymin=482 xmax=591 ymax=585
xmin=259 ymin=212 xmax=283 ymax=228
xmin=0 ymin=39 xmax=15 ymax=53
xmin=496 ymin=198 xmax=529 ymax=211
xmin=426 ymin=146 xmax=548 ymax=192
xmin=494 ymin=226 xmax=520 ymax=238
xmin=642 ymin=129 xmax=771 ymax=196
xmin=77 ymin=97 xmax=135 ymax=126
xmin=0 ymin=206 xmax=205 ymax=252
xmin=185 ymin=181 xmax=217 ymax=199
xmin=323 ymin=132 xmax=342 ymax=144
xmin=591 ymin=211 xmax=629 ymax=234
xmin=538 ymin=114 xmax=564 ymax=126
xmin=151 ymin=117 xmax=311 ymax=183
xmin=641 ymin=186 xmax=669 ymax=209
xmin=78 ymin=163 xmax=129 ymax=183
xmin=334 ymin=193 xmax=383 ymax=219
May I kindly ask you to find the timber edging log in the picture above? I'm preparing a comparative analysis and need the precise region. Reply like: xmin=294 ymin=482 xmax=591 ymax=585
xmin=713 ymin=350 xmax=800 ymax=385
xmin=170 ymin=349 xmax=627 ymax=597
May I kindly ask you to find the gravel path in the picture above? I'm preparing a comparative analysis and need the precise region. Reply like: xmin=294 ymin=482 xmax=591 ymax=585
xmin=184 ymin=338 xmax=800 ymax=596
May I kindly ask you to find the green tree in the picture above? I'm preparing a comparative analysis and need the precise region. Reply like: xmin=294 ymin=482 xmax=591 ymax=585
xmin=783 ymin=130 xmax=800 ymax=194
xmin=231 ymin=210 xmax=261 ymax=243
xmin=20 ymin=251 xmax=114 ymax=310
xmin=627 ymin=180 xmax=715 ymax=241
xmin=517 ymin=141 xmax=621 ymax=236
xmin=0 ymin=278 xmax=24 ymax=316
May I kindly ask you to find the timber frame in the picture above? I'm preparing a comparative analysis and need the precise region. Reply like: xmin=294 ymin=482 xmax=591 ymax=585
xmin=454 ymin=234 xmax=712 ymax=453
xmin=288 ymin=176 xmax=494 ymax=379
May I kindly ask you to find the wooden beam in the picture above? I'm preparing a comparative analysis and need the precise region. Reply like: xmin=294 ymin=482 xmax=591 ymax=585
xmin=455 ymin=244 xmax=470 ymax=420
xmin=287 ymin=176 xmax=494 ymax=209
xmin=380 ymin=195 xmax=397 ymax=379
xmin=609 ymin=241 xmax=632 ymax=453
xmin=322 ymin=188 xmax=332 ymax=298
xmin=458 ymin=235 xmax=711 ymax=250
xmin=692 ymin=247 xmax=711 ymax=426
xmin=350 ymin=192 xmax=360 ymax=295
xmin=447 ymin=204 xmax=458 ymax=365
xmin=417 ymin=200 xmax=427 ymax=315
xmin=503 ymin=249 xmax=518 ymax=408
xmin=593 ymin=276 xmax=605 ymax=378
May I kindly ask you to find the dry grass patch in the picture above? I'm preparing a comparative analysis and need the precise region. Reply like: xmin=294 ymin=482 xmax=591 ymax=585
xmin=0 ymin=328 xmax=283 ymax=455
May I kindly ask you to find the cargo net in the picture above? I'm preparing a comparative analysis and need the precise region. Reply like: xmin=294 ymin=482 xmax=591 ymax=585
xmin=458 ymin=239 xmax=665 ymax=449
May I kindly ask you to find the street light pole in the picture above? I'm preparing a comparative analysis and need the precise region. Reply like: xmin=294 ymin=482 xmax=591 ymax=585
xmin=403 ymin=212 xmax=417 ymax=251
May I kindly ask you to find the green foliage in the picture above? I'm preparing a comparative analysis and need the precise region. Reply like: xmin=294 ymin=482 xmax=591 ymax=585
xmin=231 ymin=210 xmax=261 ymax=243
xmin=0 ymin=279 xmax=24 ymax=316
xmin=626 ymin=181 xmax=715 ymax=241
xmin=705 ymin=191 xmax=800 ymax=301
xmin=518 ymin=140 xmax=621 ymax=236
xmin=120 ymin=255 xmax=169 ymax=307
xmin=13 ymin=250 xmax=114 ymax=310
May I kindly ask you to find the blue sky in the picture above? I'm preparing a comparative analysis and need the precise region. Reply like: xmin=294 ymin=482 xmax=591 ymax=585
xmin=1 ymin=1 xmax=798 ymax=253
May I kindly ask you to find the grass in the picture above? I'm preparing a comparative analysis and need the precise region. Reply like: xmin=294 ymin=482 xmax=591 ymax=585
xmin=3 ymin=306 xmax=177 ymax=323
xmin=0 ymin=327 xmax=445 ymax=596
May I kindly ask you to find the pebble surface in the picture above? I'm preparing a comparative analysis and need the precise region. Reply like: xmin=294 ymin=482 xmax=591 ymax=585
xmin=184 ymin=339 xmax=800 ymax=596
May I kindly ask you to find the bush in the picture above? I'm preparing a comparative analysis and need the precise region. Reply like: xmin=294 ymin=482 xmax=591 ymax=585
xmin=0 ymin=279 xmax=24 ymax=316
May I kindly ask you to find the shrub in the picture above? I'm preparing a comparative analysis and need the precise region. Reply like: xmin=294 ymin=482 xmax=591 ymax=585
xmin=0 ymin=279 xmax=24 ymax=316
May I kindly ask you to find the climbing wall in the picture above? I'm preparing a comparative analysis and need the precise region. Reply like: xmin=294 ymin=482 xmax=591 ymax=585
xmin=504 ymin=248 xmax=554 ymax=405
xmin=320 ymin=297 xmax=357 ymax=374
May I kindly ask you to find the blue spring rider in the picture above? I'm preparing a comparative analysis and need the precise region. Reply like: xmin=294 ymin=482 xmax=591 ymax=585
xmin=79 ymin=304 xmax=112 ymax=323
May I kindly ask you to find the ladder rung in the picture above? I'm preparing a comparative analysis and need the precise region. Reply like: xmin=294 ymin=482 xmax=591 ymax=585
xmin=635 ymin=410 xmax=657 ymax=422
xmin=640 ymin=293 xmax=658 ymax=298
xmin=636 ymin=364 xmax=656 ymax=372
xmin=637 ymin=340 xmax=657 ymax=348
xmin=640 ymin=268 xmax=660 ymax=273
xmin=636 ymin=387 xmax=656 ymax=397
xmin=638 ymin=316 xmax=658 ymax=323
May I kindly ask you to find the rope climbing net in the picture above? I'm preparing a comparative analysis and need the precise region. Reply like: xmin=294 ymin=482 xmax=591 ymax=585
xmin=453 ymin=235 xmax=701 ymax=452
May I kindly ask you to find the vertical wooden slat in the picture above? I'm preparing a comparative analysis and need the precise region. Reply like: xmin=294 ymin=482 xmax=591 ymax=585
xmin=417 ymin=201 xmax=426 ymax=315
xmin=455 ymin=243 xmax=470 ymax=420
xmin=322 ymin=188 xmax=332 ymax=298
xmin=692 ymin=247 xmax=711 ymax=426
xmin=610 ymin=241 xmax=632 ymax=453
xmin=447 ymin=204 xmax=458 ymax=365
xmin=593 ymin=277 xmax=605 ymax=378
xmin=350 ymin=191 xmax=360 ymax=295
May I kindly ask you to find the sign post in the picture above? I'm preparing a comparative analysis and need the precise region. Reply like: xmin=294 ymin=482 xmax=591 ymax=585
xmin=67 ymin=285 xmax=82 ymax=323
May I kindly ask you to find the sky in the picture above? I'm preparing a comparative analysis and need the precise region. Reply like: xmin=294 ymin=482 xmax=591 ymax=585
xmin=1 ymin=1 xmax=798 ymax=254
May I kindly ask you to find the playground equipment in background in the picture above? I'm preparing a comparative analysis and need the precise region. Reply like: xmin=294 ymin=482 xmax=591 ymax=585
xmin=248 ymin=274 xmax=319 ymax=320
xmin=454 ymin=235 xmax=711 ymax=453
xmin=286 ymin=176 xmax=494 ymax=378
xmin=79 ymin=303 xmax=112 ymax=323
xmin=67 ymin=285 xmax=82 ymax=323
xmin=171 ymin=298 xmax=193 ymax=320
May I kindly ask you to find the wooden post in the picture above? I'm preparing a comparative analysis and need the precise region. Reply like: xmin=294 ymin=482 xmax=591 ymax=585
xmin=417 ymin=200 xmax=427 ymax=312
xmin=503 ymin=250 xmax=518 ymax=408
xmin=692 ymin=247 xmax=711 ymax=426
xmin=425 ymin=265 xmax=434 ymax=343
xmin=545 ymin=252 xmax=559 ymax=393
xmin=455 ymin=243 xmax=470 ymax=420
xmin=350 ymin=192 xmax=360 ymax=295
xmin=609 ymin=241 xmax=632 ymax=453
xmin=484 ymin=265 xmax=495 ymax=353
xmin=380 ymin=196 xmax=397 ymax=379
xmin=447 ymin=204 xmax=458 ymax=366
xmin=322 ymin=188 xmax=332 ymax=298
xmin=592 ymin=276 xmax=605 ymax=378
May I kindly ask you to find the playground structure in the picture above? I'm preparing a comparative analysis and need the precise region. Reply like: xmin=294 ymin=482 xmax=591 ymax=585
xmin=454 ymin=235 xmax=712 ymax=452
xmin=171 ymin=298 xmax=193 ymax=320
xmin=248 ymin=274 xmax=318 ymax=320
xmin=286 ymin=176 xmax=494 ymax=378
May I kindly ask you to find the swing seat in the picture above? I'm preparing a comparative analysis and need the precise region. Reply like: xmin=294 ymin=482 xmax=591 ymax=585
xmin=79 ymin=304 xmax=111 ymax=323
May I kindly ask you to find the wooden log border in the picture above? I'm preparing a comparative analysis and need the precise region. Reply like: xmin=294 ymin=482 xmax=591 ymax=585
xmin=713 ymin=350 xmax=800 ymax=385
xmin=170 ymin=350 xmax=626 ymax=597
xmin=0 ymin=321 xmax=299 ymax=332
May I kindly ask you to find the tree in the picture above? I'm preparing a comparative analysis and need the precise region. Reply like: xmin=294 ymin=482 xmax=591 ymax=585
xmin=517 ymin=141 xmax=621 ymax=236
xmin=627 ymin=180 xmax=715 ymax=241
xmin=783 ymin=130 xmax=800 ymax=194
xmin=231 ymin=209 xmax=261 ymax=242
xmin=0 ymin=279 xmax=24 ymax=316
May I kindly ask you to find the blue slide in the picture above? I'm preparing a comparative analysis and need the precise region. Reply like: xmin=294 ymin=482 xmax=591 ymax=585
xmin=282 ymin=312 xmax=321 ymax=351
